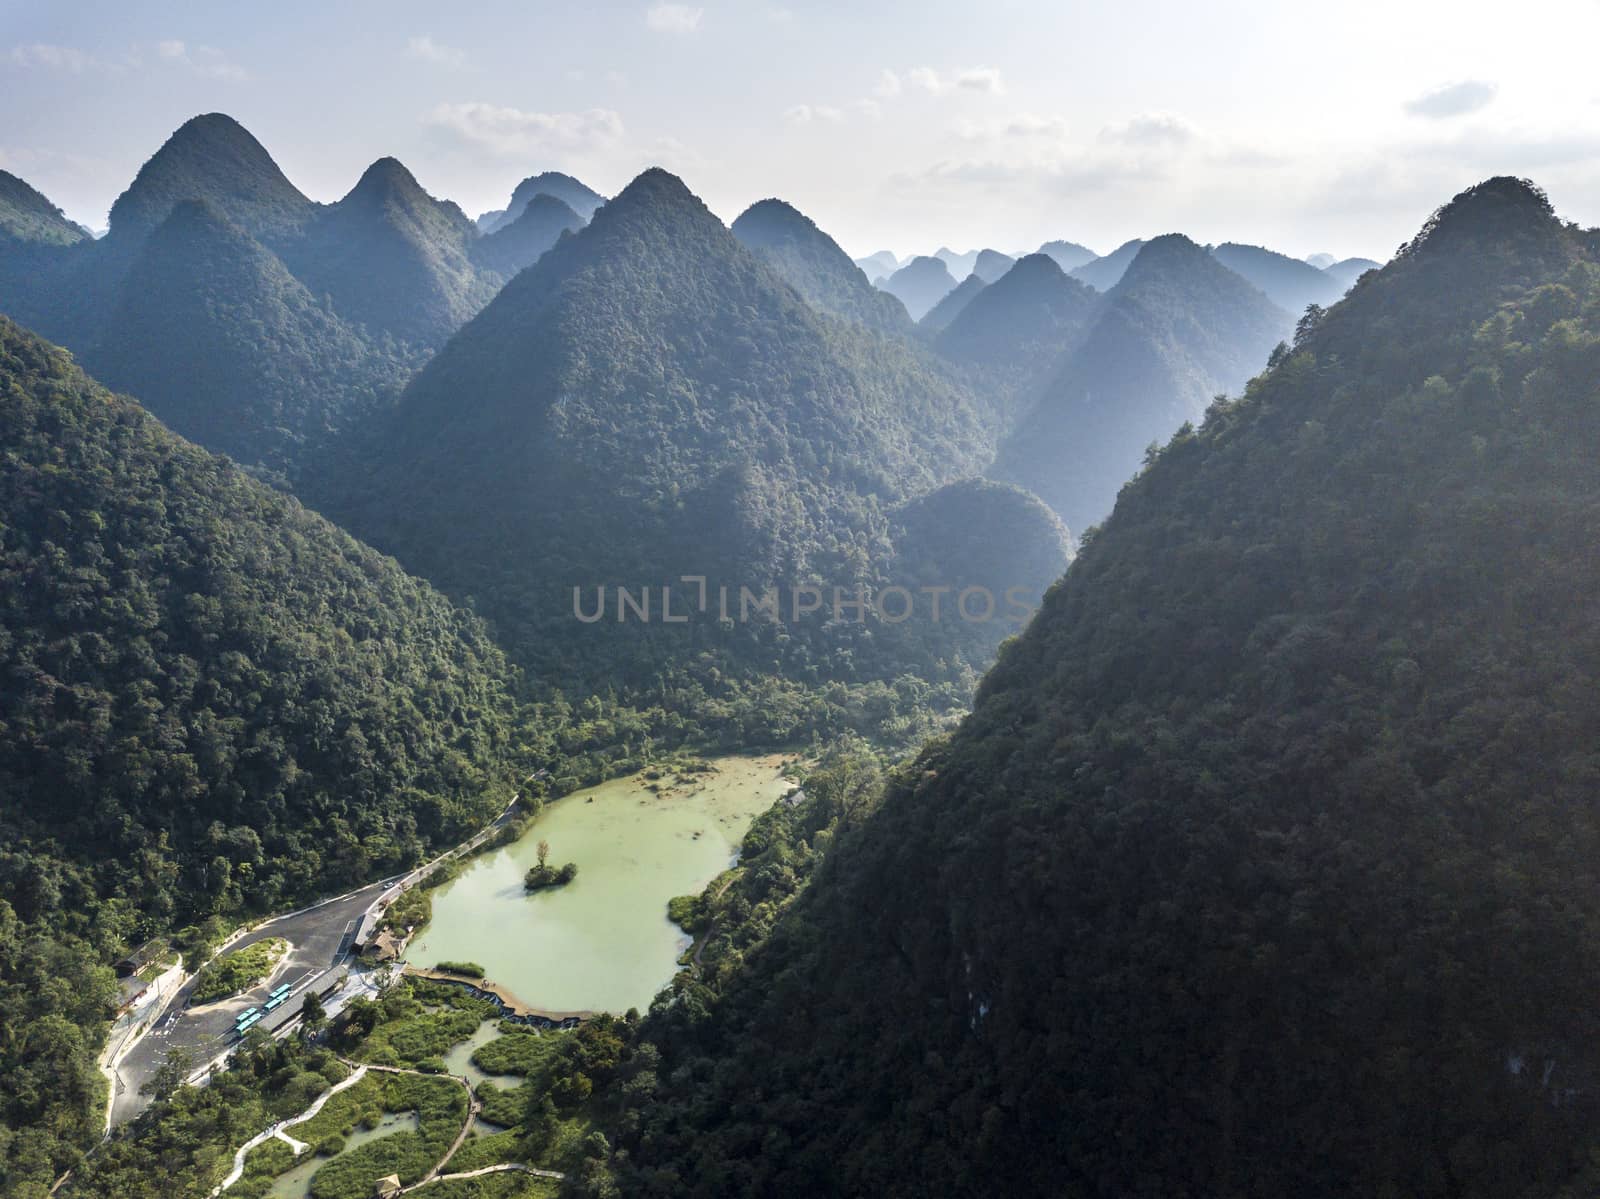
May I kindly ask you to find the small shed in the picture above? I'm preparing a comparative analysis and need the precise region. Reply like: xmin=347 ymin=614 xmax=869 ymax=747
xmin=374 ymin=1174 xmax=402 ymax=1197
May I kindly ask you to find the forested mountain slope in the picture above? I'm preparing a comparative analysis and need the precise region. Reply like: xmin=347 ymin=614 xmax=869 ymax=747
xmin=309 ymin=169 xmax=1011 ymax=687
xmin=477 ymin=170 xmax=606 ymax=231
xmin=1210 ymin=240 xmax=1346 ymax=312
xmin=1069 ymin=236 xmax=1144 ymax=290
xmin=0 ymin=317 xmax=522 ymax=1194
xmin=0 ymin=170 xmax=88 ymax=247
xmin=933 ymin=253 xmax=1098 ymax=417
xmin=997 ymin=233 xmax=1290 ymax=532
xmin=731 ymin=198 xmax=913 ymax=333
xmin=621 ymin=177 xmax=1600 ymax=1199
xmin=104 ymin=113 xmax=314 ymax=250
xmin=284 ymin=157 xmax=498 ymax=349
xmin=0 ymin=116 xmax=514 ymax=471
xmin=918 ymin=273 xmax=986 ymax=334
xmin=470 ymin=193 xmax=583 ymax=277
xmin=81 ymin=200 xmax=413 ymax=468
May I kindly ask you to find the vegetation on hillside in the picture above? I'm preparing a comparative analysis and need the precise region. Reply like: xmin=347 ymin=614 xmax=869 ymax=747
xmin=609 ymin=178 xmax=1600 ymax=1197
xmin=190 ymin=939 xmax=287 ymax=1004
xmin=998 ymin=232 xmax=1290 ymax=532
xmin=0 ymin=317 xmax=521 ymax=1193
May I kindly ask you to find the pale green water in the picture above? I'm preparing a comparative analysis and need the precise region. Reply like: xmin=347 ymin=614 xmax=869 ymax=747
xmin=441 ymin=1022 xmax=518 ymax=1090
xmin=406 ymin=755 xmax=792 ymax=1014
xmin=264 ymin=1112 xmax=419 ymax=1199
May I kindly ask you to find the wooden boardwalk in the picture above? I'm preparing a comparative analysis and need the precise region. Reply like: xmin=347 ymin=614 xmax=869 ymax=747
xmin=402 ymin=967 xmax=593 ymax=1027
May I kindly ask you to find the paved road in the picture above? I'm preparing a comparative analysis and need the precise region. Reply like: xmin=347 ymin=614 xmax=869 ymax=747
xmin=109 ymin=875 xmax=400 ymax=1126
xmin=109 ymin=795 xmax=524 ymax=1127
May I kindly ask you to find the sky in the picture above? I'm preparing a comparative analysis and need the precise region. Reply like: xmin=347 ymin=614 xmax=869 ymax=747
xmin=5 ymin=0 xmax=1600 ymax=262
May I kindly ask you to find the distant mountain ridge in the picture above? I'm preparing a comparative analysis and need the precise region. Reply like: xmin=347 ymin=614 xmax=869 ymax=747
xmin=82 ymin=198 xmax=413 ymax=468
xmin=622 ymin=176 xmax=1600 ymax=1199
xmin=309 ymin=168 xmax=1017 ymax=686
xmin=1210 ymin=241 xmax=1345 ymax=313
xmin=999 ymin=232 xmax=1291 ymax=531
xmin=732 ymin=198 xmax=913 ymax=333
xmin=1070 ymin=237 xmax=1146 ymax=290
xmin=879 ymin=255 xmax=958 ymax=320
xmin=0 ymin=113 xmax=583 ymax=471
xmin=477 ymin=171 xmax=606 ymax=232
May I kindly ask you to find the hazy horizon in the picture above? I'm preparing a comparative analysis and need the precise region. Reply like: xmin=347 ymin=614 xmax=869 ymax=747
xmin=6 ymin=0 xmax=1600 ymax=261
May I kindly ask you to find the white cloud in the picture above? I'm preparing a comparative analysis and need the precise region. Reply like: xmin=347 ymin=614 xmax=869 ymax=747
xmin=783 ymin=104 xmax=843 ymax=125
xmin=956 ymin=66 xmax=1004 ymax=94
xmin=874 ymin=69 xmax=902 ymax=98
xmin=1404 ymin=80 xmax=1497 ymax=119
xmin=1100 ymin=112 xmax=1198 ymax=147
xmin=426 ymin=102 xmax=625 ymax=157
xmin=646 ymin=4 xmax=704 ymax=33
xmin=151 ymin=40 xmax=248 ymax=81
xmin=7 ymin=43 xmax=106 ymax=72
xmin=953 ymin=113 xmax=1069 ymax=141
xmin=900 ymin=66 xmax=1004 ymax=96
xmin=406 ymin=35 xmax=466 ymax=68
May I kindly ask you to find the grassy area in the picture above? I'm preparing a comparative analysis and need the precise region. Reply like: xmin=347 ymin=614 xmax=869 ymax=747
xmin=434 ymin=961 xmax=486 ymax=978
xmin=190 ymin=938 xmax=288 ymax=1004
xmin=476 ymin=1080 xmax=528 ymax=1127
xmin=446 ymin=1127 xmax=524 ymax=1171
xmin=351 ymin=981 xmax=496 ymax=1069
xmin=471 ymin=1027 xmax=572 ymax=1078
xmin=306 ymin=1073 xmax=467 ymax=1199
xmin=424 ymin=1174 xmax=560 ymax=1198
xmin=134 ymin=943 xmax=179 ymax=982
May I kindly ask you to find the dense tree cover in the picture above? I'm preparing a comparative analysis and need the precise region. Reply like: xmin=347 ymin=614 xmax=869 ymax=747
xmin=0 ymin=318 xmax=523 ymax=1194
xmin=1067 ymin=237 xmax=1144 ymax=290
xmin=281 ymin=157 xmax=500 ymax=351
xmin=610 ymin=177 xmax=1600 ymax=1197
xmin=877 ymin=255 xmax=957 ymax=320
xmin=0 ymin=171 xmax=88 ymax=247
xmin=471 ymin=195 xmax=584 ymax=279
xmin=105 ymin=114 xmax=315 ymax=250
xmin=997 ymin=232 xmax=1291 ymax=533
xmin=58 ymin=1033 xmax=354 ymax=1198
xmin=65 ymin=977 xmax=631 ymax=1198
xmin=0 ymin=115 xmax=515 ymax=471
xmin=477 ymin=172 xmax=606 ymax=232
xmin=82 ymin=199 xmax=416 ymax=469
xmin=309 ymin=168 xmax=1051 ymax=701
xmin=933 ymin=253 xmax=1099 ymax=419
xmin=1210 ymin=240 xmax=1346 ymax=312
xmin=730 ymin=199 xmax=913 ymax=334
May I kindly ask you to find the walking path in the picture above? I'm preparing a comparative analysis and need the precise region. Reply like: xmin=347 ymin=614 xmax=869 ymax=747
xmin=402 ymin=1162 xmax=566 ymax=1192
xmin=210 ymin=1065 xmax=371 ymax=1195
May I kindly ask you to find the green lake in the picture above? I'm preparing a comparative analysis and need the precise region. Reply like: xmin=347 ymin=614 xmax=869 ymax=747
xmin=405 ymin=754 xmax=793 ymax=1014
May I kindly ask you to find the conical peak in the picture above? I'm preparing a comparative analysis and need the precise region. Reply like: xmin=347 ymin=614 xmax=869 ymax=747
xmin=1400 ymin=176 xmax=1560 ymax=259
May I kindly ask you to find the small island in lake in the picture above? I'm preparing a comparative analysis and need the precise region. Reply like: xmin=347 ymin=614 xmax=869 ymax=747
xmin=524 ymin=839 xmax=578 ymax=892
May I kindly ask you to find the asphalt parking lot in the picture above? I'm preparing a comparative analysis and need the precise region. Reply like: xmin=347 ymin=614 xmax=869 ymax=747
xmin=109 ymin=874 xmax=399 ymax=1125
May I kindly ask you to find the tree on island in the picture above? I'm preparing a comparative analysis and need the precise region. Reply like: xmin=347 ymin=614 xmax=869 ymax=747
xmin=525 ymin=843 xmax=579 ymax=892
